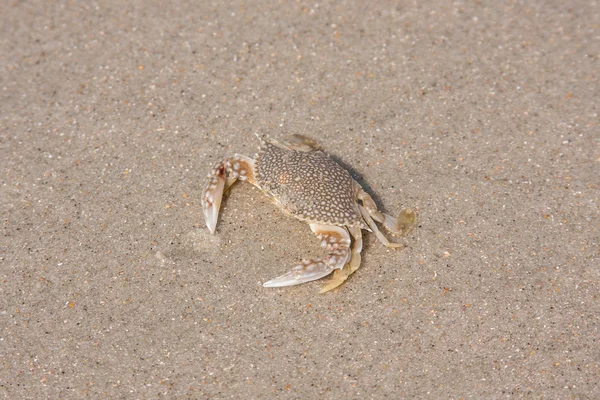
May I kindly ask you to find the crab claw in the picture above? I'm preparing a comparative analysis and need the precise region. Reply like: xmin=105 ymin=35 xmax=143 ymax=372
xmin=263 ymin=260 xmax=336 ymax=287
xmin=201 ymin=155 xmax=256 ymax=234
xmin=201 ymin=163 xmax=226 ymax=234
xmin=263 ymin=224 xmax=351 ymax=289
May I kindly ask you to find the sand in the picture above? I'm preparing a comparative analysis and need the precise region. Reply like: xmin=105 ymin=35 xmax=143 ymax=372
xmin=1 ymin=1 xmax=598 ymax=398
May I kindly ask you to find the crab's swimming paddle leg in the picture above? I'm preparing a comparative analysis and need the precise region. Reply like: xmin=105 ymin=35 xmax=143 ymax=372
xmin=263 ymin=224 xmax=351 ymax=288
xmin=355 ymin=183 xmax=417 ymax=238
xmin=359 ymin=205 xmax=404 ymax=249
xmin=201 ymin=154 xmax=255 ymax=234
xmin=319 ymin=226 xmax=363 ymax=293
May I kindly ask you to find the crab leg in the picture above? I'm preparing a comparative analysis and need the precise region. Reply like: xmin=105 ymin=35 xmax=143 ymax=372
xmin=319 ymin=226 xmax=363 ymax=293
xmin=201 ymin=154 xmax=255 ymax=234
xmin=355 ymin=183 xmax=417 ymax=237
xmin=262 ymin=224 xmax=351 ymax=288
xmin=359 ymin=205 xmax=404 ymax=249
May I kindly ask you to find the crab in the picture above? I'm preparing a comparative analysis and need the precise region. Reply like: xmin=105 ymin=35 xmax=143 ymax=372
xmin=201 ymin=135 xmax=417 ymax=293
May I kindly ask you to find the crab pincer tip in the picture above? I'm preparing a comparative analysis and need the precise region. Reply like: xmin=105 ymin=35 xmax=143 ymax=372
xmin=203 ymin=203 xmax=219 ymax=234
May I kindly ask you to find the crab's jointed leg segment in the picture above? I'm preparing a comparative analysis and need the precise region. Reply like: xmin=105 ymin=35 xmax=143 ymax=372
xmin=319 ymin=226 xmax=363 ymax=293
xmin=359 ymin=205 xmax=404 ymax=249
xmin=354 ymin=182 xmax=417 ymax=248
xmin=263 ymin=224 xmax=351 ymax=288
xmin=201 ymin=154 xmax=255 ymax=234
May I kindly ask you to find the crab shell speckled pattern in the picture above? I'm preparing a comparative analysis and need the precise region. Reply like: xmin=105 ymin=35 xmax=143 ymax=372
xmin=254 ymin=141 xmax=367 ymax=229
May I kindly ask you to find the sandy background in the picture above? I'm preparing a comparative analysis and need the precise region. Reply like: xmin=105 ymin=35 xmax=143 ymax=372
xmin=1 ymin=1 xmax=598 ymax=398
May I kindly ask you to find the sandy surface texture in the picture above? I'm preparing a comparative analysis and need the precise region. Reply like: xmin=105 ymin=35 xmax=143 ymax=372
xmin=1 ymin=1 xmax=598 ymax=398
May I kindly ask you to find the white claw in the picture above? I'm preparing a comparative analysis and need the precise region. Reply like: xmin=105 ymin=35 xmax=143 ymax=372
xmin=202 ymin=174 xmax=225 ymax=234
xmin=264 ymin=224 xmax=352 ymax=289
xmin=263 ymin=262 xmax=335 ymax=287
